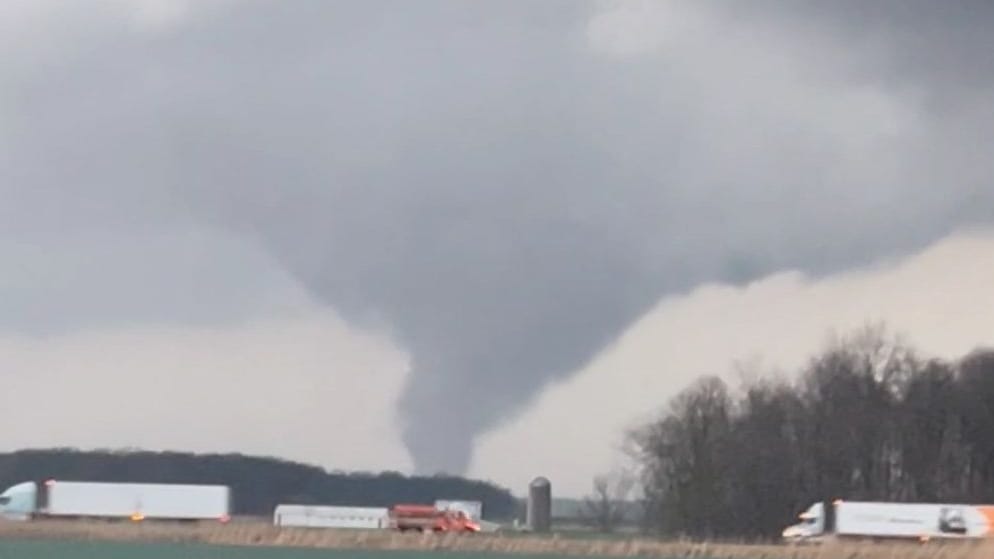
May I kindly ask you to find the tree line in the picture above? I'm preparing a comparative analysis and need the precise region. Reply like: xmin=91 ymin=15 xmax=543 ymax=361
xmin=0 ymin=449 xmax=517 ymax=518
xmin=628 ymin=325 xmax=994 ymax=540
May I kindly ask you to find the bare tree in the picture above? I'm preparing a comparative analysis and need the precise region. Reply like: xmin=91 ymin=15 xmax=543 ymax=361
xmin=956 ymin=349 xmax=994 ymax=499
xmin=632 ymin=376 xmax=733 ymax=537
xmin=631 ymin=324 xmax=994 ymax=539
xmin=580 ymin=471 xmax=635 ymax=533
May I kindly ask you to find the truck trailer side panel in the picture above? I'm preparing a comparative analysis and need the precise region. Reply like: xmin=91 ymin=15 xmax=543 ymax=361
xmin=835 ymin=502 xmax=994 ymax=539
xmin=45 ymin=481 xmax=230 ymax=520
xmin=273 ymin=505 xmax=389 ymax=529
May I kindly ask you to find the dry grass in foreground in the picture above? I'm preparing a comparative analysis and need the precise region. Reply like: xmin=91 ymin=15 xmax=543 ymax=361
xmin=0 ymin=520 xmax=993 ymax=559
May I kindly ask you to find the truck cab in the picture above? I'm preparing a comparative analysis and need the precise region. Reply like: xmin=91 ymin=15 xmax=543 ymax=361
xmin=782 ymin=502 xmax=826 ymax=542
xmin=389 ymin=504 xmax=480 ymax=533
xmin=0 ymin=482 xmax=39 ymax=521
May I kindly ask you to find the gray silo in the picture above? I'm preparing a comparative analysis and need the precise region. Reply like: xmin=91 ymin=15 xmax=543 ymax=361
xmin=526 ymin=476 xmax=551 ymax=533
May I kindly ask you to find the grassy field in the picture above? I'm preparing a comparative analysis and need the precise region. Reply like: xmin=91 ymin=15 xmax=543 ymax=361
xmin=1 ymin=521 xmax=993 ymax=559
xmin=0 ymin=540 xmax=607 ymax=559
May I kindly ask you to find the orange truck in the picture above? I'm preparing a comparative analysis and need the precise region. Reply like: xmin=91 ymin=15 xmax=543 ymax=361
xmin=388 ymin=504 xmax=480 ymax=533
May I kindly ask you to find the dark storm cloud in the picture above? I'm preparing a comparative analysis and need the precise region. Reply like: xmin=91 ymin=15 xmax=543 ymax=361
xmin=2 ymin=0 xmax=992 ymax=472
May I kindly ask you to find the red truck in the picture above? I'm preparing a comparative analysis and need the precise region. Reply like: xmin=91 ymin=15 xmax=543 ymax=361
xmin=388 ymin=504 xmax=480 ymax=533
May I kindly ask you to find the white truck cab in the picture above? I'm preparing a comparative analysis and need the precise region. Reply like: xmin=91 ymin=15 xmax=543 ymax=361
xmin=0 ymin=481 xmax=40 ymax=521
xmin=782 ymin=501 xmax=826 ymax=541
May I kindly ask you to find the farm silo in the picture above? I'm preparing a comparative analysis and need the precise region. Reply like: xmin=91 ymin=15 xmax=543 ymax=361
xmin=526 ymin=476 xmax=551 ymax=532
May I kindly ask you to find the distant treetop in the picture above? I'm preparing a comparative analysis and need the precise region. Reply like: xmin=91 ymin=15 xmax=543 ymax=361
xmin=0 ymin=449 xmax=517 ymax=519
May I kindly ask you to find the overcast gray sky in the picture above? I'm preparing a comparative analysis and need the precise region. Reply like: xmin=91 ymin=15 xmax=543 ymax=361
xmin=2 ymin=0 xmax=993 ymax=478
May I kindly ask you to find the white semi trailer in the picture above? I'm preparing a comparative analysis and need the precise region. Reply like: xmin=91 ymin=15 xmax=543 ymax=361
xmin=783 ymin=500 xmax=994 ymax=543
xmin=0 ymin=479 xmax=231 ymax=523
xmin=273 ymin=504 xmax=389 ymax=529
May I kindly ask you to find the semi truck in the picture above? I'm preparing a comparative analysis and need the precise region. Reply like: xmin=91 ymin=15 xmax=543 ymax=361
xmin=782 ymin=500 xmax=994 ymax=543
xmin=388 ymin=504 xmax=480 ymax=533
xmin=272 ymin=503 xmax=484 ymax=531
xmin=0 ymin=479 xmax=231 ymax=523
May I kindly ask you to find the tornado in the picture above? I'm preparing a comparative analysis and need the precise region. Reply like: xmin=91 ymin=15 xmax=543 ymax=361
xmin=2 ymin=0 xmax=994 ymax=473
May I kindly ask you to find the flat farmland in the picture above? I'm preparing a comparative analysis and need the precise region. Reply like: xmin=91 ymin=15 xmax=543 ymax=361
xmin=0 ymin=521 xmax=992 ymax=559
xmin=0 ymin=540 xmax=594 ymax=559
